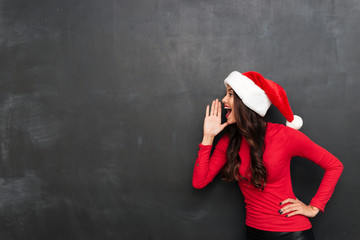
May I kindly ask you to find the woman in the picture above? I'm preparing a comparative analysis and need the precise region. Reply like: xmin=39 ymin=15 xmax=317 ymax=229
xmin=192 ymin=71 xmax=343 ymax=240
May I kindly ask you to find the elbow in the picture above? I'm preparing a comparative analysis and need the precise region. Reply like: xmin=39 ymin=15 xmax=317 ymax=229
xmin=339 ymin=161 xmax=344 ymax=173
xmin=192 ymin=179 xmax=206 ymax=189
xmin=332 ymin=160 xmax=344 ymax=176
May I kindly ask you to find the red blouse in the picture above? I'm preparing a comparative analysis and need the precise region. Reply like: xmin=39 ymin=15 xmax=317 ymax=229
xmin=192 ymin=122 xmax=343 ymax=232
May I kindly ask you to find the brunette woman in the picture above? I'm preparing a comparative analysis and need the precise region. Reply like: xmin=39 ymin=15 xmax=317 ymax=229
xmin=192 ymin=71 xmax=343 ymax=240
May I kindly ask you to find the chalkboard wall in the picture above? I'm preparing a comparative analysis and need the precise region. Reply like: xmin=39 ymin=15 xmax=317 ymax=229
xmin=0 ymin=0 xmax=358 ymax=239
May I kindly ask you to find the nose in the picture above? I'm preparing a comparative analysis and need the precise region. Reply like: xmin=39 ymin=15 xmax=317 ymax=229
xmin=222 ymin=95 xmax=226 ymax=104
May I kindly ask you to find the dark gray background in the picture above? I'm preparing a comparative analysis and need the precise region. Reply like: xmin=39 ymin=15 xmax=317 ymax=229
xmin=0 ymin=0 xmax=358 ymax=239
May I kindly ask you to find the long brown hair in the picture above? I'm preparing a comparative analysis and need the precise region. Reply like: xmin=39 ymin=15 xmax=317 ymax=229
xmin=221 ymin=92 xmax=268 ymax=190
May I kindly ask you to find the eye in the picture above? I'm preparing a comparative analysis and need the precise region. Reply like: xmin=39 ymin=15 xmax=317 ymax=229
xmin=229 ymin=92 xmax=233 ymax=96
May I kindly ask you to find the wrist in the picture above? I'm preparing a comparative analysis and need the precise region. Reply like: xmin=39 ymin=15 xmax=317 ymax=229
xmin=309 ymin=205 xmax=320 ymax=214
xmin=202 ymin=135 xmax=215 ymax=145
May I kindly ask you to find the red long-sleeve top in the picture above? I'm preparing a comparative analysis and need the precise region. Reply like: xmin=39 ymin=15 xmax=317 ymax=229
xmin=192 ymin=122 xmax=343 ymax=232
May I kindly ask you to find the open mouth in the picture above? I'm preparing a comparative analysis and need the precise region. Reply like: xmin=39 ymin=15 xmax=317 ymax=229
xmin=225 ymin=109 xmax=232 ymax=118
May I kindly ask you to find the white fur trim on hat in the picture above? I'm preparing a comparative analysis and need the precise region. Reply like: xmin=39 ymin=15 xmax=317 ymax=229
xmin=286 ymin=115 xmax=303 ymax=130
xmin=224 ymin=71 xmax=271 ymax=117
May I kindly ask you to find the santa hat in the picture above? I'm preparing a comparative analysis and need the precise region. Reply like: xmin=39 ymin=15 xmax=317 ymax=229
xmin=223 ymin=71 xmax=303 ymax=130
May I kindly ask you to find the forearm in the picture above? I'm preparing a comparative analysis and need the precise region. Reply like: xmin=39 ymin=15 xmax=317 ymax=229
xmin=192 ymin=135 xmax=228 ymax=189
xmin=202 ymin=134 xmax=215 ymax=145
xmin=309 ymin=158 xmax=343 ymax=212
xmin=192 ymin=143 xmax=212 ymax=189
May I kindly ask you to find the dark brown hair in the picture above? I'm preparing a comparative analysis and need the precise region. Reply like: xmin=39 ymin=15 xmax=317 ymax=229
xmin=221 ymin=92 xmax=268 ymax=190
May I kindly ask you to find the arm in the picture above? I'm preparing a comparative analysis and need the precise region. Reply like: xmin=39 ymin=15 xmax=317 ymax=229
xmin=193 ymin=98 xmax=229 ymax=189
xmin=284 ymin=126 xmax=344 ymax=212
xmin=192 ymin=134 xmax=229 ymax=189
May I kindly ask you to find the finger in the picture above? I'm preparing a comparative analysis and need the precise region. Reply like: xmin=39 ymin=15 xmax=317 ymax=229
xmin=210 ymin=100 xmax=215 ymax=115
xmin=221 ymin=122 xmax=229 ymax=130
xmin=280 ymin=202 xmax=301 ymax=211
xmin=285 ymin=210 xmax=301 ymax=218
xmin=280 ymin=198 xmax=297 ymax=205
xmin=217 ymin=100 xmax=222 ymax=117
xmin=205 ymin=105 xmax=209 ymax=117
xmin=280 ymin=205 xmax=301 ymax=214
xmin=279 ymin=204 xmax=297 ymax=213
xmin=214 ymin=99 xmax=219 ymax=116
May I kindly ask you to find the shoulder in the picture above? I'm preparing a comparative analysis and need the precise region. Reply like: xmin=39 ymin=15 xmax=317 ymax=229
xmin=265 ymin=122 xmax=287 ymax=136
xmin=265 ymin=122 xmax=305 ymax=142
xmin=268 ymin=123 xmax=313 ymax=149
xmin=267 ymin=122 xmax=304 ymax=133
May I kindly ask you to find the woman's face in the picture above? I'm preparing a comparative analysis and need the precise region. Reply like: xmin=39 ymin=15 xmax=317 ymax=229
xmin=222 ymin=84 xmax=236 ymax=124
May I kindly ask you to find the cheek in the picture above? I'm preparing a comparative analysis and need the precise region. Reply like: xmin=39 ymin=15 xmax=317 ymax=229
xmin=228 ymin=110 xmax=235 ymax=122
xmin=232 ymin=110 xmax=237 ymax=122
xmin=230 ymin=99 xmax=234 ymax=107
xmin=232 ymin=111 xmax=236 ymax=120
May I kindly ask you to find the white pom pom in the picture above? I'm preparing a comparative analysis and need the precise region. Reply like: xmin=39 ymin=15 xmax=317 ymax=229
xmin=286 ymin=115 xmax=303 ymax=130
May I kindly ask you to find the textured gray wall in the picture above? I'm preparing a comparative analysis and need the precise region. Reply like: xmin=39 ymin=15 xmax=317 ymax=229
xmin=0 ymin=0 xmax=358 ymax=239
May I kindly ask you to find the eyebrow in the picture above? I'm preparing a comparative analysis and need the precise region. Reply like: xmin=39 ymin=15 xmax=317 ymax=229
xmin=227 ymin=88 xmax=234 ymax=91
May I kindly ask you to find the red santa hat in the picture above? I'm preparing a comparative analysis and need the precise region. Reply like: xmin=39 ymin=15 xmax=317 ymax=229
xmin=223 ymin=71 xmax=303 ymax=130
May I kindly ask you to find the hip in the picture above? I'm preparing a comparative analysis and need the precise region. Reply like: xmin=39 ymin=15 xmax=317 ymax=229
xmin=246 ymin=225 xmax=315 ymax=240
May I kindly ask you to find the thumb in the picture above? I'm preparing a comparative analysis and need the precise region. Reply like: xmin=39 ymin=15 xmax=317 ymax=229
xmin=220 ymin=122 xmax=229 ymax=130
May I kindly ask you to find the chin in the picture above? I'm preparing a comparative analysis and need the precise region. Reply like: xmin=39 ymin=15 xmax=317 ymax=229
xmin=227 ymin=118 xmax=236 ymax=124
